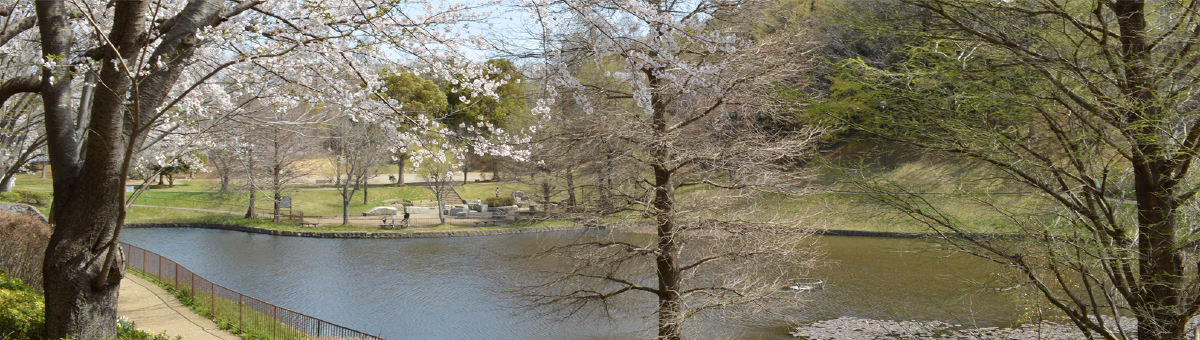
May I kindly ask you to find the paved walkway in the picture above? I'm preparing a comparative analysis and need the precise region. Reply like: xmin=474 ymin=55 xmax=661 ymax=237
xmin=118 ymin=275 xmax=240 ymax=340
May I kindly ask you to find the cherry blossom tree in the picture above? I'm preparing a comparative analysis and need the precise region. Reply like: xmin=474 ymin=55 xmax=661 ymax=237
xmin=514 ymin=0 xmax=824 ymax=339
xmin=0 ymin=0 xmax=513 ymax=338
xmin=0 ymin=93 xmax=46 ymax=192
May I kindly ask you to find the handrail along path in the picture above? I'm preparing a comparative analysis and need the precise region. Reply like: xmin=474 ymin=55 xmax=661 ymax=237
xmin=121 ymin=242 xmax=385 ymax=340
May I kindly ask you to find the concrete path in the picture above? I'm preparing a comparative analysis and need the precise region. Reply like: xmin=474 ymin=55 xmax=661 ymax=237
xmin=118 ymin=275 xmax=240 ymax=340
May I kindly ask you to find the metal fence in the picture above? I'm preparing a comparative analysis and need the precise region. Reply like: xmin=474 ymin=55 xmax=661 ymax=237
xmin=121 ymin=242 xmax=385 ymax=340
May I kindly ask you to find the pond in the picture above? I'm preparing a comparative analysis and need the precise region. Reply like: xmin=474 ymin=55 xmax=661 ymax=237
xmin=121 ymin=228 xmax=1020 ymax=339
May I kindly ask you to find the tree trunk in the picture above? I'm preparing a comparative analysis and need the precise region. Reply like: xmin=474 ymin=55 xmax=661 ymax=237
xmin=363 ymin=181 xmax=369 ymax=205
xmin=40 ymin=0 xmax=146 ymax=338
xmin=1114 ymin=3 xmax=1189 ymax=336
xmin=648 ymin=70 xmax=682 ymax=340
xmin=435 ymin=188 xmax=445 ymax=225
xmin=0 ymin=175 xmax=13 ymax=192
xmin=245 ymin=188 xmax=256 ymax=219
xmin=272 ymin=165 xmax=282 ymax=222
xmin=396 ymin=156 xmax=406 ymax=187
xmin=272 ymin=191 xmax=282 ymax=223
xmin=566 ymin=166 xmax=576 ymax=207
xmin=343 ymin=181 xmax=350 ymax=227
xmin=166 ymin=174 xmax=174 ymax=187
xmin=1132 ymin=129 xmax=1187 ymax=340
xmin=653 ymin=170 xmax=682 ymax=340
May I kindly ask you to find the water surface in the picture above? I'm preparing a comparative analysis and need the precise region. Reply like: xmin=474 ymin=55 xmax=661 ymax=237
xmin=122 ymin=228 xmax=1018 ymax=339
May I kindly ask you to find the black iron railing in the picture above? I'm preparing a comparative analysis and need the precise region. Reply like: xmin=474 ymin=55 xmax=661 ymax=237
xmin=121 ymin=242 xmax=385 ymax=340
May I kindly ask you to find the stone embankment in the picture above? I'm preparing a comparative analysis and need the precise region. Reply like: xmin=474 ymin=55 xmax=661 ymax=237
xmin=126 ymin=222 xmax=586 ymax=238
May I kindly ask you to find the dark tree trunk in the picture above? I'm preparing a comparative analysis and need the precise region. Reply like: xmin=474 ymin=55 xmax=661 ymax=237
xmin=36 ymin=0 xmax=250 ymax=338
xmin=39 ymin=1 xmax=146 ymax=339
xmin=342 ymin=190 xmax=351 ymax=225
xmin=653 ymin=161 xmax=681 ymax=340
xmin=363 ymin=181 xmax=369 ymax=205
xmin=245 ymin=188 xmax=256 ymax=219
xmin=272 ymin=164 xmax=282 ymax=222
xmin=341 ymin=176 xmax=352 ymax=226
xmin=647 ymin=70 xmax=682 ymax=340
xmin=273 ymin=191 xmax=282 ymax=223
xmin=219 ymin=172 xmax=229 ymax=192
xmin=565 ymin=165 xmax=576 ymax=207
xmin=1112 ymin=2 xmax=1190 ymax=338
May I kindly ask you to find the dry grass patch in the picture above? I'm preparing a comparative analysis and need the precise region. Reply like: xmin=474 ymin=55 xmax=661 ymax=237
xmin=0 ymin=213 xmax=50 ymax=290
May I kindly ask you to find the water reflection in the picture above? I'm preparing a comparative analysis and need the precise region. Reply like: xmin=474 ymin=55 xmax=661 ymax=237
xmin=122 ymin=228 xmax=1018 ymax=339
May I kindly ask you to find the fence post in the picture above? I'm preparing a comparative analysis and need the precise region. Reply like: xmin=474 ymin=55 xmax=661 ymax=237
xmin=211 ymin=283 xmax=216 ymax=319
xmin=174 ymin=262 xmax=179 ymax=288
xmin=141 ymin=247 xmax=146 ymax=272
xmin=238 ymin=294 xmax=243 ymax=330
xmin=157 ymin=253 xmax=162 ymax=279
xmin=273 ymin=306 xmax=278 ymax=340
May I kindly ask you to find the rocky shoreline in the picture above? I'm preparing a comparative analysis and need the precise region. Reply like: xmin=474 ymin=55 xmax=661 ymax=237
xmin=791 ymin=316 xmax=1139 ymax=340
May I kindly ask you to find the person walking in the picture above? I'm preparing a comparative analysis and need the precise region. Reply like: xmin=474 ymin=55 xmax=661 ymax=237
xmin=402 ymin=211 xmax=410 ymax=228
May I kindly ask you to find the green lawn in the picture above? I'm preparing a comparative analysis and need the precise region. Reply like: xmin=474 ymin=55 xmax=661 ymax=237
xmin=455 ymin=181 xmax=537 ymax=201
xmin=10 ymin=157 xmax=1075 ymax=235
xmin=125 ymin=185 xmax=434 ymax=217
xmin=125 ymin=206 xmax=232 ymax=223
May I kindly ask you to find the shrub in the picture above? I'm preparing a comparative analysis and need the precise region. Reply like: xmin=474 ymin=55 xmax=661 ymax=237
xmin=483 ymin=197 xmax=515 ymax=207
xmin=0 ymin=214 xmax=49 ymax=290
xmin=0 ymin=190 xmax=50 ymax=208
xmin=117 ymin=316 xmax=181 ymax=340
xmin=0 ymin=271 xmax=44 ymax=340
xmin=0 ymin=272 xmax=178 ymax=340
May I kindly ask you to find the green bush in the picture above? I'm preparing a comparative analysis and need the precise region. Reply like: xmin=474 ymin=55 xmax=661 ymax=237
xmin=0 ymin=271 xmax=44 ymax=340
xmin=0 ymin=271 xmax=176 ymax=340
xmin=117 ymin=316 xmax=181 ymax=340
xmin=0 ymin=190 xmax=51 ymax=208
xmin=484 ymin=197 xmax=515 ymax=207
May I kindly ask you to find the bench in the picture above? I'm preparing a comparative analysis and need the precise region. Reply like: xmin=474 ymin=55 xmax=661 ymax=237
xmin=300 ymin=222 xmax=318 ymax=228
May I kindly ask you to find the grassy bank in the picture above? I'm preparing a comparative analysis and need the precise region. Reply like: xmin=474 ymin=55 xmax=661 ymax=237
xmin=127 ymin=186 xmax=434 ymax=217
xmin=15 ymin=152 xmax=1068 ymax=235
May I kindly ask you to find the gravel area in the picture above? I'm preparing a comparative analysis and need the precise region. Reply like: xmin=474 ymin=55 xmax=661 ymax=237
xmin=791 ymin=316 xmax=1140 ymax=340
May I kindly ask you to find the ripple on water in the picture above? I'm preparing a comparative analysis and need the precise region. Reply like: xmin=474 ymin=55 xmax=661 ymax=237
xmin=123 ymin=228 xmax=1019 ymax=340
